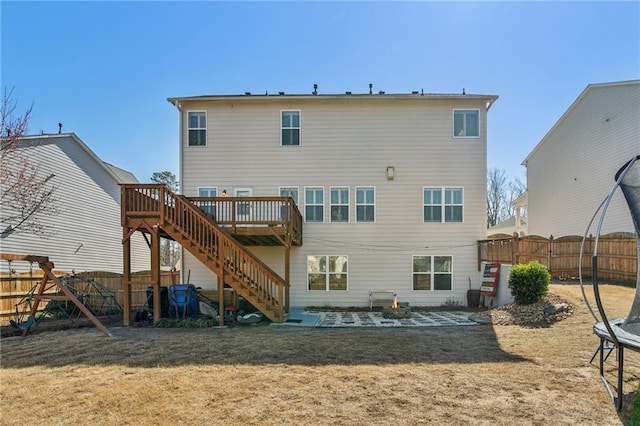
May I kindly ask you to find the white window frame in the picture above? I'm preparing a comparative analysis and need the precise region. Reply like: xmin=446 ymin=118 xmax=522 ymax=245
xmin=187 ymin=111 xmax=207 ymax=146
xmin=197 ymin=187 xmax=217 ymax=219
xmin=281 ymin=110 xmax=301 ymax=146
xmin=412 ymin=255 xmax=453 ymax=291
xmin=423 ymin=187 xmax=464 ymax=223
xmin=307 ymin=255 xmax=348 ymax=291
xmin=279 ymin=186 xmax=299 ymax=206
xmin=330 ymin=186 xmax=350 ymax=223
xmin=304 ymin=186 xmax=324 ymax=223
xmin=197 ymin=187 xmax=217 ymax=197
xmin=453 ymin=109 xmax=480 ymax=138
xmin=355 ymin=186 xmax=376 ymax=223
xmin=279 ymin=186 xmax=299 ymax=221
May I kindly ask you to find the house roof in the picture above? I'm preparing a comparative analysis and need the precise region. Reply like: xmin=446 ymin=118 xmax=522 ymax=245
xmin=487 ymin=216 xmax=527 ymax=234
xmin=104 ymin=162 xmax=139 ymax=183
xmin=512 ymin=191 xmax=528 ymax=208
xmin=522 ymin=79 xmax=640 ymax=167
xmin=168 ymin=90 xmax=499 ymax=110
xmin=17 ymin=133 xmax=139 ymax=184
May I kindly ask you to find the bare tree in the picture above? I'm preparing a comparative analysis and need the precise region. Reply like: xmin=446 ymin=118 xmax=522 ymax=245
xmin=487 ymin=167 xmax=525 ymax=228
xmin=487 ymin=168 xmax=507 ymax=228
xmin=150 ymin=170 xmax=180 ymax=266
xmin=1 ymin=87 xmax=59 ymax=238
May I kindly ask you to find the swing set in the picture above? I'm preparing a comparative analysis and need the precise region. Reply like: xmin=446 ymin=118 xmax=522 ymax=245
xmin=1 ymin=253 xmax=112 ymax=337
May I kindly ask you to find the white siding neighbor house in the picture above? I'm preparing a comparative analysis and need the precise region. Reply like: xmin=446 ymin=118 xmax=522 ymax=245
xmin=523 ymin=80 xmax=639 ymax=238
xmin=1 ymin=133 xmax=150 ymax=274
xmin=167 ymin=88 xmax=498 ymax=308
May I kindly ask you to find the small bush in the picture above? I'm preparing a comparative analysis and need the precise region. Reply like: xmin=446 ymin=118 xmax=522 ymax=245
xmin=508 ymin=261 xmax=550 ymax=305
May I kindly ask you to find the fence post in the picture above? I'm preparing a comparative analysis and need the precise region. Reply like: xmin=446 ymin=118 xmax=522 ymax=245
xmin=548 ymin=234 xmax=554 ymax=274
xmin=511 ymin=234 xmax=518 ymax=265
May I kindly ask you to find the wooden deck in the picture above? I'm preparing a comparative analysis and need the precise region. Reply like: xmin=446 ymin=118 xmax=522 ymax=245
xmin=120 ymin=184 xmax=301 ymax=325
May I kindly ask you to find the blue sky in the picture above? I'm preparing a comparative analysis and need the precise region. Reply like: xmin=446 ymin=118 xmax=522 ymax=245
xmin=2 ymin=1 xmax=638 ymax=184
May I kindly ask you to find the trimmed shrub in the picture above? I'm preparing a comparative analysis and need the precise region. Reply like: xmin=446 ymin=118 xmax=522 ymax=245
xmin=508 ymin=261 xmax=551 ymax=305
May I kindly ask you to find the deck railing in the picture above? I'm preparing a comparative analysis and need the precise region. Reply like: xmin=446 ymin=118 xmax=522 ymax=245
xmin=187 ymin=196 xmax=302 ymax=244
xmin=121 ymin=184 xmax=290 ymax=321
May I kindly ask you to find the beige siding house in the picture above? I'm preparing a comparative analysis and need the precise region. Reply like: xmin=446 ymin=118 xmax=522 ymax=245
xmin=523 ymin=80 xmax=639 ymax=238
xmin=1 ymin=133 xmax=150 ymax=274
xmin=169 ymin=90 xmax=498 ymax=307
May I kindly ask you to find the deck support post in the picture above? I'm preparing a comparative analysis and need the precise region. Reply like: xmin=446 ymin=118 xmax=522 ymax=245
xmin=150 ymin=225 xmax=161 ymax=324
xmin=123 ymin=227 xmax=132 ymax=325
xmin=218 ymin=270 xmax=225 ymax=326
xmin=285 ymin=236 xmax=291 ymax=315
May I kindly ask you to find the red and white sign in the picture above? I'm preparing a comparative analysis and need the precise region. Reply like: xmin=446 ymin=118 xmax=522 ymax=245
xmin=480 ymin=263 xmax=501 ymax=297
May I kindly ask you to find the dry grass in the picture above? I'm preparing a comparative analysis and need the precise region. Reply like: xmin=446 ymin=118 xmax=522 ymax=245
xmin=1 ymin=284 xmax=639 ymax=425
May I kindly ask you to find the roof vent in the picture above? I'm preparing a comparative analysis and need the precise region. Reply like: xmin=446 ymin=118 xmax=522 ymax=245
xmin=312 ymin=84 xmax=318 ymax=95
xmin=379 ymin=90 xmax=385 ymax=95
xmin=279 ymin=91 xmax=285 ymax=95
xmin=345 ymin=91 xmax=352 ymax=95
xmin=369 ymin=83 xmax=373 ymax=95
xmin=245 ymin=92 xmax=251 ymax=95
xmin=412 ymin=91 xmax=419 ymax=95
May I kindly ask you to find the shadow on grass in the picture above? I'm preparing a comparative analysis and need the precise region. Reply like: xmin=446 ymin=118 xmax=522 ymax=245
xmin=0 ymin=320 xmax=529 ymax=368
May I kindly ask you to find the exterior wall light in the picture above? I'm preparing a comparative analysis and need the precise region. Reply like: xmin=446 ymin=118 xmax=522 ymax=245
xmin=387 ymin=166 xmax=395 ymax=180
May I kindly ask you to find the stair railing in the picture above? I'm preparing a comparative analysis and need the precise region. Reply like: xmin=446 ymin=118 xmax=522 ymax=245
xmin=122 ymin=184 xmax=288 ymax=320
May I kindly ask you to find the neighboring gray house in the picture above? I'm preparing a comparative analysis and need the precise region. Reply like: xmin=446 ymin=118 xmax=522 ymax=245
xmin=0 ymin=133 xmax=150 ymax=273
xmin=168 ymin=88 xmax=498 ymax=307
xmin=522 ymin=80 xmax=639 ymax=238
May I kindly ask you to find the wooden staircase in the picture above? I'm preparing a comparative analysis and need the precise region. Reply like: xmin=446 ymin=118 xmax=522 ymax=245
xmin=121 ymin=185 xmax=293 ymax=323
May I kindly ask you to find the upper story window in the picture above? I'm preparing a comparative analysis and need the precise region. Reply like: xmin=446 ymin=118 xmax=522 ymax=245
xmin=188 ymin=111 xmax=207 ymax=146
xmin=198 ymin=187 xmax=217 ymax=197
xmin=197 ymin=187 xmax=217 ymax=220
xmin=305 ymin=187 xmax=324 ymax=222
xmin=356 ymin=187 xmax=375 ymax=222
xmin=424 ymin=187 xmax=463 ymax=223
xmin=453 ymin=109 xmax=479 ymax=138
xmin=280 ymin=187 xmax=299 ymax=221
xmin=280 ymin=187 xmax=299 ymax=205
xmin=330 ymin=187 xmax=349 ymax=223
xmin=413 ymin=255 xmax=453 ymax=291
xmin=281 ymin=110 xmax=300 ymax=146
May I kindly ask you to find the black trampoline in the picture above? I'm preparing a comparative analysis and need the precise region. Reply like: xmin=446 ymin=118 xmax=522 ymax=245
xmin=581 ymin=154 xmax=640 ymax=411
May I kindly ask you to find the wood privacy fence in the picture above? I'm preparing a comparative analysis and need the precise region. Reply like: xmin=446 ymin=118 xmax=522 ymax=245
xmin=479 ymin=233 xmax=637 ymax=283
xmin=0 ymin=270 xmax=179 ymax=325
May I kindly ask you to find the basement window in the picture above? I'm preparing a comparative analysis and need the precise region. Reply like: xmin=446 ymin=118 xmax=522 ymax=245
xmin=307 ymin=255 xmax=348 ymax=291
xmin=413 ymin=255 xmax=452 ymax=291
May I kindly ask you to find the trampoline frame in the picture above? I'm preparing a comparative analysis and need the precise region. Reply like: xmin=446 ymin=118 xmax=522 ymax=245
xmin=580 ymin=155 xmax=640 ymax=412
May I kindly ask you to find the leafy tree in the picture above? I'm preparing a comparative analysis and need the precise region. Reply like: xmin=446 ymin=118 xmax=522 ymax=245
xmin=150 ymin=171 xmax=180 ymax=266
xmin=151 ymin=171 xmax=178 ymax=192
xmin=1 ymin=87 xmax=59 ymax=238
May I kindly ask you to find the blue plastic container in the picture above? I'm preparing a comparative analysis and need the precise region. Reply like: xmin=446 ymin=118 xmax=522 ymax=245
xmin=168 ymin=284 xmax=199 ymax=318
